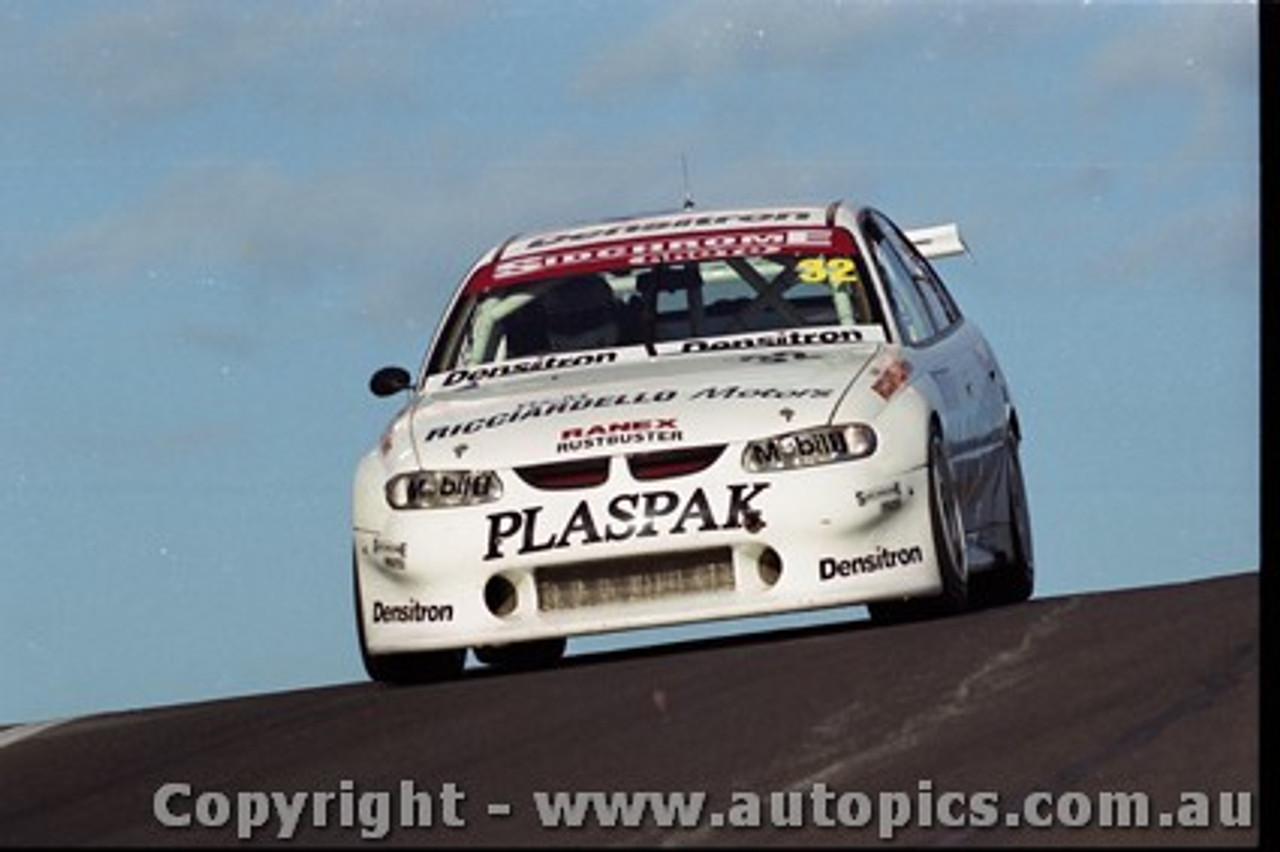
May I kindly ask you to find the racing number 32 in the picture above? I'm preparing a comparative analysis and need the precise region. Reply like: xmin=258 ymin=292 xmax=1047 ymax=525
xmin=797 ymin=257 xmax=859 ymax=286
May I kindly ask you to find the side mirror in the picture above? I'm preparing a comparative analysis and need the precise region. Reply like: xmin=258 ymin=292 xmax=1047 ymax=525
xmin=369 ymin=366 xmax=413 ymax=398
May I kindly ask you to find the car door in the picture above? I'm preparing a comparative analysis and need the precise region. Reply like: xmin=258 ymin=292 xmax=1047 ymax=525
xmin=862 ymin=211 xmax=991 ymax=524
xmin=892 ymin=215 xmax=1011 ymax=537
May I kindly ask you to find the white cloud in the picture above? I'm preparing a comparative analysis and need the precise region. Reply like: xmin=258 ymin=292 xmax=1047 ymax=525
xmin=574 ymin=0 xmax=1054 ymax=97
xmin=3 ymin=1 xmax=470 ymax=125
xmin=576 ymin=1 xmax=893 ymax=95
xmin=1082 ymin=3 xmax=1257 ymax=159
xmin=1087 ymin=3 xmax=1256 ymax=97
xmin=17 ymin=159 xmax=445 ymax=308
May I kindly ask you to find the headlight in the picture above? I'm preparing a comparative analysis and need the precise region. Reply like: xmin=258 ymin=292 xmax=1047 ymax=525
xmin=385 ymin=470 xmax=503 ymax=510
xmin=741 ymin=423 xmax=877 ymax=473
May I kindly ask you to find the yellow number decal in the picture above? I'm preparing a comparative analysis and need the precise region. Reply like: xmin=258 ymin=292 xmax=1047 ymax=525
xmin=796 ymin=257 xmax=860 ymax=286
xmin=796 ymin=257 xmax=828 ymax=284
xmin=826 ymin=257 xmax=858 ymax=285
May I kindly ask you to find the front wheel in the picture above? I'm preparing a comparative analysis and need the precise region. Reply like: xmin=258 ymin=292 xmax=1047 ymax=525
xmin=361 ymin=646 xmax=466 ymax=685
xmin=474 ymin=637 xmax=567 ymax=671
xmin=868 ymin=429 xmax=968 ymax=624
xmin=353 ymin=554 xmax=466 ymax=684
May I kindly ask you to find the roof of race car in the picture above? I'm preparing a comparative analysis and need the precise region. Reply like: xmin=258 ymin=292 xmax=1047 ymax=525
xmin=463 ymin=202 xmax=855 ymax=293
xmin=500 ymin=203 xmax=842 ymax=256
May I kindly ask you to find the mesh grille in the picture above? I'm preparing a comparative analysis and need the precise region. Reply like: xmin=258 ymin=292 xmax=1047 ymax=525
xmin=535 ymin=548 xmax=735 ymax=612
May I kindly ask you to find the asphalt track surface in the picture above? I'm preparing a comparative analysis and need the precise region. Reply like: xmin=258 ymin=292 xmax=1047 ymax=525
xmin=0 ymin=571 xmax=1260 ymax=847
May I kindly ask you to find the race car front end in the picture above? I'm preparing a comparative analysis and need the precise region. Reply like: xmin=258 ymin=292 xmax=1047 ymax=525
xmin=352 ymin=346 xmax=945 ymax=662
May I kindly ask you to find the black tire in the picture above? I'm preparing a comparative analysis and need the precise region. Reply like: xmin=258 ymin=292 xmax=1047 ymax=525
xmin=353 ymin=554 xmax=466 ymax=684
xmin=361 ymin=646 xmax=466 ymax=685
xmin=474 ymin=637 xmax=567 ymax=671
xmin=868 ymin=428 xmax=968 ymax=624
xmin=973 ymin=435 xmax=1035 ymax=608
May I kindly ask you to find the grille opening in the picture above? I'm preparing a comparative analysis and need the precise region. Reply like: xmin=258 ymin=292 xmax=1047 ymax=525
xmin=515 ymin=456 xmax=610 ymax=490
xmin=627 ymin=445 xmax=726 ymax=481
xmin=535 ymin=548 xmax=735 ymax=612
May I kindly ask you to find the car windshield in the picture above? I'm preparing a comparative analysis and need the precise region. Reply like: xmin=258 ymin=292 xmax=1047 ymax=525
xmin=441 ymin=247 xmax=881 ymax=371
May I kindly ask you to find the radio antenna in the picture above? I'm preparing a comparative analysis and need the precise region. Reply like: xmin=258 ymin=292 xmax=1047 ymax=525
xmin=680 ymin=154 xmax=695 ymax=209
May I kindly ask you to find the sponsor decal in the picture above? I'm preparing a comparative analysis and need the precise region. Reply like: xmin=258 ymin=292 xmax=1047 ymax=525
xmin=442 ymin=352 xmax=617 ymax=387
xmin=434 ymin=471 xmax=499 ymax=501
xmin=369 ymin=538 xmax=408 ymax=570
xmin=740 ymin=351 xmax=812 ymax=364
xmin=819 ymin=545 xmax=924 ymax=581
xmin=691 ymin=385 xmax=833 ymax=401
xmin=421 ymin=381 xmax=836 ymax=444
xmin=855 ymin=482 xmax=905 ymax=508
xmin=484 ymin=483 xmax=770 ymax=560
xmin=681 ymin=328 xmax=862 ymax=352
xmin=422 ymin=390 xmax=678 ymax=442
xmin=746 ymin=430 xmax=849 ymax=469
xmin=371 ymin=600 xmax=455 ymax=623
xmin=371 ymin=538 xmax=407 ymax=557
xmin=493 ymin=227 xmax=838 ymax=282
xmin=556 ymin=418 xmax=683 ymax=454
xmin=871 ymin=358 xmax=912 ymax=400
xmin=507 ymin=210 xmax=821 ymax=255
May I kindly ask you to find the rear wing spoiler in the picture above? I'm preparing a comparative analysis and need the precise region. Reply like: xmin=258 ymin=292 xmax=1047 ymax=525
xmin=905 ymin=223 xmax=967 ymax=260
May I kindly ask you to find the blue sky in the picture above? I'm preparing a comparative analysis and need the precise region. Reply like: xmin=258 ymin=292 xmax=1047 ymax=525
xmin=0 ymin=1 xmax=1258 ymax=725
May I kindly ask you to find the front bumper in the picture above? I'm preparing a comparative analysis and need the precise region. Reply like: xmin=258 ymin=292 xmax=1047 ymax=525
xmin=353 ymin=456 xmax=941 ymax=656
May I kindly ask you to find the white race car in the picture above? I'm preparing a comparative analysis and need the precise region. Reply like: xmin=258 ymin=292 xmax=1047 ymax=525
xmin=353 ymin=201 xmax=1034 ymax=682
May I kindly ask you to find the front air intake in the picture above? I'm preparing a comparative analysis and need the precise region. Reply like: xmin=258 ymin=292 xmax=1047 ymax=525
xmin=626 ymin=445 xmax=726 ymax=481
xmin=535 ymin=548 xmax=735 ymax=611
xmin=514 ymin=457 xmax=610 ymax=490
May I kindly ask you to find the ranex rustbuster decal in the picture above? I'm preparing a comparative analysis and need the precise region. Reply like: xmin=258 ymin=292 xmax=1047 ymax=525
xmin=556 ymin=418 xmax=683 ymax=454
xmin=352 ymin=200 xmax=1035 ymax=682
